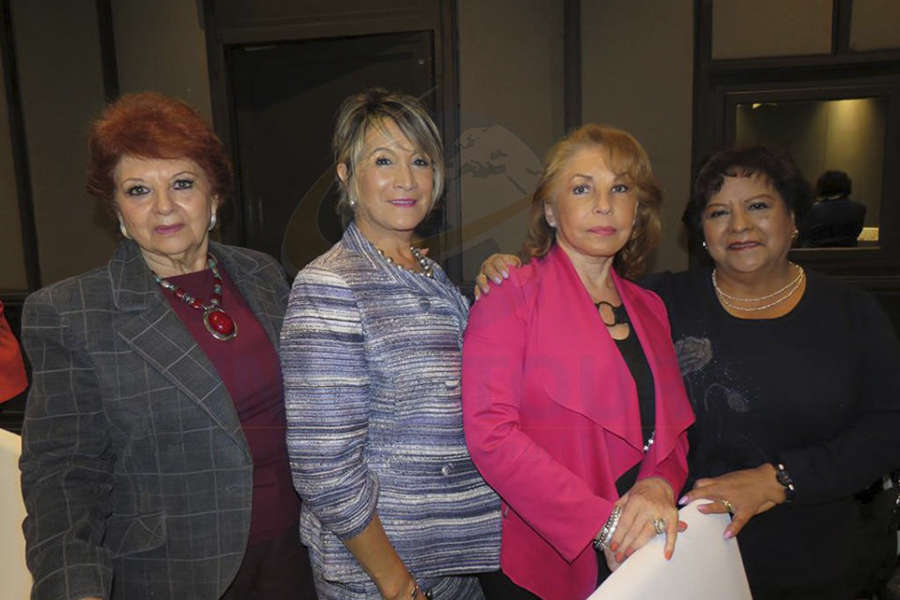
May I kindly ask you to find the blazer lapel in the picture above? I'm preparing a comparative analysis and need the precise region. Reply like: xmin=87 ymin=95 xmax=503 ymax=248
xmin=536 ymin=246 xmax=644 ymax=449
xmin=211 ymin=242 xmax=285 ymax=350
xmin=110 ymin=241 xmax=247 ymax=452
xmin=615 ymin=273 xmax=695 ymax=466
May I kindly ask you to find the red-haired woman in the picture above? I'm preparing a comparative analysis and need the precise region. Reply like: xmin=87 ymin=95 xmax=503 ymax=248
xmin=19 ymin=93 xmax=316 ymax=600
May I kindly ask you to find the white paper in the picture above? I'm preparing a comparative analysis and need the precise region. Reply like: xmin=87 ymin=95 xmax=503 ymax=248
xmin=0 ymin=428 xmax=32 ymax=599
xmin=588 ymin=499 xmax=752 ymax=600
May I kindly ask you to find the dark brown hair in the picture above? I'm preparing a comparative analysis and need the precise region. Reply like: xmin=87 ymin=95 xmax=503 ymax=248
xmin=683 ymin=146 xmax=812 ymax=249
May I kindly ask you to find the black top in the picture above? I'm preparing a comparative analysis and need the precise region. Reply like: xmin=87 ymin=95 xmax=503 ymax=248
xmin=642 ymin=268 xmax=900 ymax=598
xmin=601 ymin=303 xmax=656 ymax=495
xmin=799 ymin=197 xmax=867 ymax=247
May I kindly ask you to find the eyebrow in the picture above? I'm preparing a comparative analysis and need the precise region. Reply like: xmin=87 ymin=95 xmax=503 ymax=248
xmin=120 ymin=171 xmax=198 ymax=184
xmin=570 ymin=173 xmax=593 ymax=181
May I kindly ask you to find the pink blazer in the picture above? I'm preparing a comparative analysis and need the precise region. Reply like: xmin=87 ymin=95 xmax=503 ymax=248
xmin=462 ymin=245 xmax=694 ymax=600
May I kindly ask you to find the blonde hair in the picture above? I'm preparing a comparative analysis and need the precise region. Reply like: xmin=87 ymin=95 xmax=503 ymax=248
xmin=522 ymin=124 xmax=662 ymax=279
xmin=332 ymin=88 xmax=444 ymax=219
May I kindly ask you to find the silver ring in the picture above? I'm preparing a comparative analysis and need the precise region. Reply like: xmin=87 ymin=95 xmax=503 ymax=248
xmin=652 ymin=517 xmax=665 ymax=535
xmin=721 ymin=499 xmax=735 ymax=514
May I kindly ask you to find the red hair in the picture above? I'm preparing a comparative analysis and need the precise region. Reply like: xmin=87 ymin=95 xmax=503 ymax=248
xmin=86 ymin=92 xmax=232 ymax=213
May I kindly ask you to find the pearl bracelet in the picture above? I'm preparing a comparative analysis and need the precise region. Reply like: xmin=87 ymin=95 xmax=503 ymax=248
xmin=593 ymin=504 xmax=623 ymax=551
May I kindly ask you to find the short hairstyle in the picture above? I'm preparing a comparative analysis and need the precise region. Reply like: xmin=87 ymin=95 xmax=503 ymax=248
xmin=521 ymin=124 xmax=662 ymax=280
xmin=816 ymin=170 xmax=852 ymax=198
xmin=332 ymin=88 xmax=444 ymax=219
xmin=683 ymin=146 xmax=812 ymax=246
xmin=86 ymin=92 xmax=232 ymax=216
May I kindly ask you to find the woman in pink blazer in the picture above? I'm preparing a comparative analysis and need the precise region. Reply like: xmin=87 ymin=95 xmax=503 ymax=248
xmin=463 ymin=124 xmax=694 ymax=600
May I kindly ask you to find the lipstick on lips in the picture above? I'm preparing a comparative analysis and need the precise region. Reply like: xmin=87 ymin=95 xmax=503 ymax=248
xmin=588 ymin=226 xmax=617 ymax=236
xmin=728 ymin=240 xmax=760 ymax=250
xmin=155 ymin=223 xmax=184 ymax=235
xmin=389 ymin=198 xmax=418 ymax=207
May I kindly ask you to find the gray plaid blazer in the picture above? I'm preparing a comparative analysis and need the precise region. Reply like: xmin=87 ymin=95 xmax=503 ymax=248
xmin=19 ymin=240 xmax=290 ymax=600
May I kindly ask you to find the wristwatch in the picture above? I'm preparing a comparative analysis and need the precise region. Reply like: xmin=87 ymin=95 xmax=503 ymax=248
xmin=775 ymin=462 xmax=796 ymax=503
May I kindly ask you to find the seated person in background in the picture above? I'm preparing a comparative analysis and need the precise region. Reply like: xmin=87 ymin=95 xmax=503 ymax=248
xmin=799 ymin=169 xmax=866 ymax=247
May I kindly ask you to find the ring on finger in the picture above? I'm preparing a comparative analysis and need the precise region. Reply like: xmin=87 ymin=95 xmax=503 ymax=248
xmin=721 ymin=499 xmax=735 ymax=514
xmin=652 ymin=517 xmax=665 ymax=535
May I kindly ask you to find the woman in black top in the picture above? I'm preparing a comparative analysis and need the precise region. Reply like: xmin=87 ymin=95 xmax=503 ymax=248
xmin=479 ymin=146 xmax=900 ymax=599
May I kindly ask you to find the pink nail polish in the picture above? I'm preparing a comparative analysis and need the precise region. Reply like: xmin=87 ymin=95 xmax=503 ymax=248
xmin=678 ymin=495 xmax=688 ymax=506
xmin=724 ymin=530 xmax=733 ymax=539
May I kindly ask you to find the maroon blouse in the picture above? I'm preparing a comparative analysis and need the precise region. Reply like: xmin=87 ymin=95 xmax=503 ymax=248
xmin=162 ymin=265 xmax=299 ymax=544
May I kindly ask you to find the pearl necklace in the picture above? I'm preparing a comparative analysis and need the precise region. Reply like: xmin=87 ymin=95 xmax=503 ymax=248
xmin=377 ymin=245 xmax=434 ymax=278
xmin=712 ymin=266 xmax=805 ymax=312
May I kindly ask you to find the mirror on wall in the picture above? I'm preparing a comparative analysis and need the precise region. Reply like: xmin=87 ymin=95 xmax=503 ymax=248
xmin=734 ymin=97 xmax=888 ymax=248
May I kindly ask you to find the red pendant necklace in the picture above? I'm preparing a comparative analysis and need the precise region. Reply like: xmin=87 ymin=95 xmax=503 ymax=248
xmin=153 ymin=254 xmax=238 ymax=341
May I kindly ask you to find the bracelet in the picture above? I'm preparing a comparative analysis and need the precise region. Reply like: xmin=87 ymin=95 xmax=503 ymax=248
xmin=593 ymin=504 xmax=623 ymax=551
xmin=410 ymin=580 xmax=433 ymax=599
xmin=775 ymin=462 xmax=796 ymax=503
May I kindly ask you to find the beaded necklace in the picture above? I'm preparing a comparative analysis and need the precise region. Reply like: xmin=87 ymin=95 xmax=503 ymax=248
xmin=377 ymin=245 xmax=434 ymax=278
xmin=152 ymin=254 xmax=238 ymax=341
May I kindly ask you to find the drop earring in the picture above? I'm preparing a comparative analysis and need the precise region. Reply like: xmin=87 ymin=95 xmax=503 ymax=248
xmin=208 ymin=212 xmax=217 ymax=232
xmin=701 ymin=240 xmax=708 ymax=250
xmin=119 ymin=220 xmax=130 ymax=239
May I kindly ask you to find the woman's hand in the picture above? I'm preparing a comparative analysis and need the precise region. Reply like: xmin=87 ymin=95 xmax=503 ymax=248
xmin=602 ymin=547 xmax=622 ymax=573
xmin=384 ymin=579 xmax=427 ymax=600
xmin=680 ymin=463 xmax=786 ymax=539
xmin=609 ymin=477 xmax=683 ymax=563
xmin=474 ymin=254 xmax=521 ymax=299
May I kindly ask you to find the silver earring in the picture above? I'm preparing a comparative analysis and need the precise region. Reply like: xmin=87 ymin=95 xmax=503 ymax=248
xmin=208 ymin=212 xmax=217 ymax=232
xmin=119 ymin=220 xmax=130 ymax=239
xmin=349 ymin=198 xmax=357 ymax=209
xmin=701 ymin=240 xmax=708 ymax=249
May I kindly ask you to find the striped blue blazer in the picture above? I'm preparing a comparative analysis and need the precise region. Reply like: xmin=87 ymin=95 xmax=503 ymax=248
xmin=280 ymin=223 xmax=501 ymax=587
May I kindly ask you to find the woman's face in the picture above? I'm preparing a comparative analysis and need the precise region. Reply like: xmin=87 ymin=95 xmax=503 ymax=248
xmin=545 ymin=147 xmax=638 ymax=264
xmin=114 ymin=155 xmax=218 ymax=271
xmin=339 ymin=118 xmax=434 ymax=244
xmin=702 ymin=174 xmax=795 ymax=278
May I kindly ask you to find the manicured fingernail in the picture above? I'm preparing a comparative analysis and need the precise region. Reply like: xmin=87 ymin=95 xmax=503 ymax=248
xmin=665 ymin=550 xmax=673 ymax=560
xmin=615 ymin=552 xmax=624 ymax=563
xmin=678 ymin=495 xmax=688 ymax=506
xmin=502 ymin=270 xmax=509 ymax=278
xmin=609 ymin=542 xmax=618 ymax=552
xmin=724 ymin=530 xmax=733 ymax=539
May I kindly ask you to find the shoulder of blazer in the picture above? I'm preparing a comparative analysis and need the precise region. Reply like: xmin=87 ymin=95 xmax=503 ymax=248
xmin=212 ymin=243 xmax=288 ymax=290
xmin=24 ymin=262 xmax=116 ymax=316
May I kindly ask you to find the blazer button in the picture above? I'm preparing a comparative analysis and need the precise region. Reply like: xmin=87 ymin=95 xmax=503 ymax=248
xmin=441 ymin=464 xmax=453 ymax=476
xmin=419 ymin=298 xmax=431 ymax=311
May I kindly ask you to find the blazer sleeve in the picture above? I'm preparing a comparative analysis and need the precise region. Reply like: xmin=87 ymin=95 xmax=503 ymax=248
xmin=280 ymin=267 xmax=378 ymax=540
xmin=780 ymin=291 xmax=900 ymax=503
xmin=19 ymin=290 xmax=114 ymax=600
xmin=462 ymin=281 xmax=612 ymax=563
